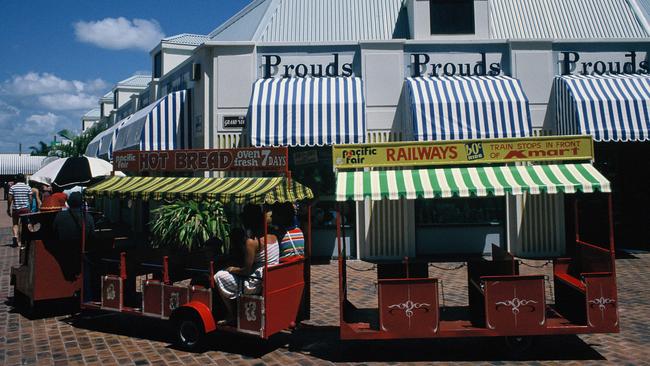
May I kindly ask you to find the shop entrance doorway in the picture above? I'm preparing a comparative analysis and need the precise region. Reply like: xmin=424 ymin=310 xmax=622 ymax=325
xmin=587 ymin=142 xmax=650 ymax=251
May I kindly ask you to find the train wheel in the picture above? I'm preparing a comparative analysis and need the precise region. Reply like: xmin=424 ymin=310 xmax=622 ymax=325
xmin=504 ymin=336 xmax=534 ymax=358
xmin=175 ymin=314 xmax=205 ymax=351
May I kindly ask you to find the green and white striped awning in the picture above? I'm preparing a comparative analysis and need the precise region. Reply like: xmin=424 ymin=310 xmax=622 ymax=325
xmin=336 ymin=163 xmax=610 ymax=202
xmin=86 ymin=176 xmax=313 ymax=205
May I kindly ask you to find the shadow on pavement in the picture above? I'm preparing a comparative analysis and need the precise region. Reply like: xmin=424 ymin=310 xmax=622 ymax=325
xmin=62 ymin=310 xmax=289 ymax=357
xmin=11 ymin=306 xmax=609 ymax=362
xmin=291 ymin=325 xmax=606 ymax=362
xmin=6 ymin=296 xmax=79 ymax=320
xmin=62 ymin=310 xmax=175 ymax=343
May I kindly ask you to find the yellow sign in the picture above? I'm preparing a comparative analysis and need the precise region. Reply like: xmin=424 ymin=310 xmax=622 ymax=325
xmin=333 ymin=135 xmax=594 ymax=169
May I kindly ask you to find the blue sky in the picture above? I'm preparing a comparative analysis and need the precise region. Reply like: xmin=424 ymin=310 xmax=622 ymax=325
xmin=0 ymin=0 xmax=250 ymax=153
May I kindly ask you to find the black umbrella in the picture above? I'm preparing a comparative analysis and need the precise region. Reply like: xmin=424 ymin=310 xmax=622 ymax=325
xmin=30 ymin=156 xmax=122 ymax=188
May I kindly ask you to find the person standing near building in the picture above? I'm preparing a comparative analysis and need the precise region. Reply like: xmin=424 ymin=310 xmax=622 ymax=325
xmin=7 ymin=174 xmax=32 ymax=247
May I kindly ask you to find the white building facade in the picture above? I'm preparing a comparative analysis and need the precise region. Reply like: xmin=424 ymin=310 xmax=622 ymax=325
xmin=89 ymin=0 xmax=650 ymax=258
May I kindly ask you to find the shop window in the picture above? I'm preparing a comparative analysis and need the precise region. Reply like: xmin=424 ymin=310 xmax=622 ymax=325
xmin=430 ymin=0 xmax=475 ymax=35
xmin=289 ymin=147 xmax=355 ymax=230
xmin=154 ymin=52 xmax=162 ymax=78
xmin=415 ymin=196 xmax=504 ymax=226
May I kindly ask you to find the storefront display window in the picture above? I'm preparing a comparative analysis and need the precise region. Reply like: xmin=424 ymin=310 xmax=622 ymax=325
xmin=589 ymin=142 xmax=650 ymax=249
xmin=415 ymin=196 xmax=504 ymax=226
xmin=290 ymin=147 xmax=356 ymax=228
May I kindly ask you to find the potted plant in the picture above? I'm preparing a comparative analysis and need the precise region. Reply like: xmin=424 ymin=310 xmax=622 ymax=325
xmin=150 ymin=200 xmax=230 ymax=255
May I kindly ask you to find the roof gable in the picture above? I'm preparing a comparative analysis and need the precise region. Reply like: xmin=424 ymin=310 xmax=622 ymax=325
xmin=163 ymin=33 xmax=210 ymax=46
xmin=116 ymin=75 xmax=151 ymax=89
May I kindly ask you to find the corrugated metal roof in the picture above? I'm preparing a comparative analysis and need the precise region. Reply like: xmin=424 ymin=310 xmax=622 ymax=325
xmin=257 ymin=0 xmax=408 ymax=42
xmin=0 ymin=155 xmax=46 ymax=176
xmin=489 ymin=0 xmax=649 ymax=39
xmin=83 ymin=108 xmax=101 ymax=119
xmin=639 ymin=0 xmax=650 ymax=14
xmin=209 ymin=0 xmax=275 ymax=40
xmin=630 ymin=0 xmax=650 ymax=32
xmin=163 ymin=33 xmax=210 ymax=46
xmin=116 ymin=75 xmax=151 ymax=88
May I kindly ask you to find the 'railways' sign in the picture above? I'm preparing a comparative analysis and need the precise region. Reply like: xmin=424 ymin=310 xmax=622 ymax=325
xmin=113 ymin=148 xmax=288 ymax=173
xmin=333 ymin=136 xmax=593 ymax=169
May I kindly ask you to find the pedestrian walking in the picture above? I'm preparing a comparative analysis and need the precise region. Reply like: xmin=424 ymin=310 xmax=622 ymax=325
xmin=7 ymin=174 xmax=32 ymax=247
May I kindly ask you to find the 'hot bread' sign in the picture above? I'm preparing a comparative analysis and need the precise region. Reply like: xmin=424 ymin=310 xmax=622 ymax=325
xmin=113 ymin=148 xmax=288 ymax=173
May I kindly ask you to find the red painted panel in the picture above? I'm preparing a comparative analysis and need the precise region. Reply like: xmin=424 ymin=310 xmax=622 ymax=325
xmin=266 ymin=260 xmax=304 ymax=293
xmin=190 ymin=286 xmax=212 ymax=310
xmin=265 ymin=284 xmax=304 ymax=337
xmin=263 ymin=260 xmax=305 ymax=338
xmin=585 ymin=273 xmax=618 ymax=331
xmin=101 ymin=276 xmax=123 ymax=311
xmin=162 ymin=285 xmax=189 ymax=319
xmin=238 ymin=295 xmax=263 ymax=335
xmin=142 ymin=280 xmax=163 ymax=316
xmin=31 ymin=240 xmax=81 ymax=301
xmin=378 ymin=278 xmax=439 ymax=338
xmin=484 ymin=275 xmax=545 ymax=333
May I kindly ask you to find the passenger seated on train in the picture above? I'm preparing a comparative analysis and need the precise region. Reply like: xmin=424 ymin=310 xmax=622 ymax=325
xmin=214 ymin=204 xmax=279 ymax=325
xmin=52 ymin=192 xmax=95 ymax=281
xmin=272 ymin=202 xmax=305 ymax=262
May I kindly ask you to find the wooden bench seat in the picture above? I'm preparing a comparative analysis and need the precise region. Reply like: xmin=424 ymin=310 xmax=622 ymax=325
xmin=554 ymin=271 xmax=586 ymax=292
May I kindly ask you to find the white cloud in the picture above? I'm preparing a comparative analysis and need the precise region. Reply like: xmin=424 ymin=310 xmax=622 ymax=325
xmin=0 ymin=72 xmax=108 ymax=152
xmin=74 ymin=17 xmax=165 ymax=51
xmin=0 ymin=100 xmax=20 ymax=124
xmin=38 ymin=93 xmax=98 ymax=111
xmin=1 ymin=72 xmax=108 ymax=96
xmin=15 ymin=113 xmax=60 ymax=136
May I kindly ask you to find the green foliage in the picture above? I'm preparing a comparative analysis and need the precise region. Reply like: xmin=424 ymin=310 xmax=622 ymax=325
xmin=41 ymin=120 xmax=110 ymax=158
xmin=150 ymin=200 xmax=230 ymax=253
xmin=30 ymin=141 xmax=51 ymax=156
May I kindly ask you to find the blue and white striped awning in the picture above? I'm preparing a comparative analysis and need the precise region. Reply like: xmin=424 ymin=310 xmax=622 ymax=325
xmin=85 ymin=130 xmax=105 ymax=158
xmin=406 ymin=76 xmax=532 ymax=141
xmin=93 ymin=119 xmax=128 ymax=161
xmin=249 ymin=77 xmax=366 ymax=146
xmin=555 ymin=74 xmax=650 ymax=142
xmin=114 ymin=90 xmax=191 ymax=152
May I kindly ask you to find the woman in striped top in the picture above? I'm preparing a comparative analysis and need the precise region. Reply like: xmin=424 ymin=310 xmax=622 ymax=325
xmin=214 ymin=204 xmax=278 ymax=326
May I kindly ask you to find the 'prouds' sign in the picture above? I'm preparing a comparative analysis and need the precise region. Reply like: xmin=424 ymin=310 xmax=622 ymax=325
xmin=260 ymin=53 xmax=354 ymax=79
xmin=559 ymin=51 xmax=649 ymax=75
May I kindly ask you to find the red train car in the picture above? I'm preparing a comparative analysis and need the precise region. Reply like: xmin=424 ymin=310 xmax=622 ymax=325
xmin=332 ymin=136 xmax=618 ymax=351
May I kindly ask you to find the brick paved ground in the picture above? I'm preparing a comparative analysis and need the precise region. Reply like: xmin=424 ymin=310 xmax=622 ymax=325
xmin=1 ymin=193 xmax=649 ymax=365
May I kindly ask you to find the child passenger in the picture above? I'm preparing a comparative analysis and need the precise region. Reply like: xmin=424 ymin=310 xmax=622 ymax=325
xmin=273 ymin=202 xmax=305 ymax=262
